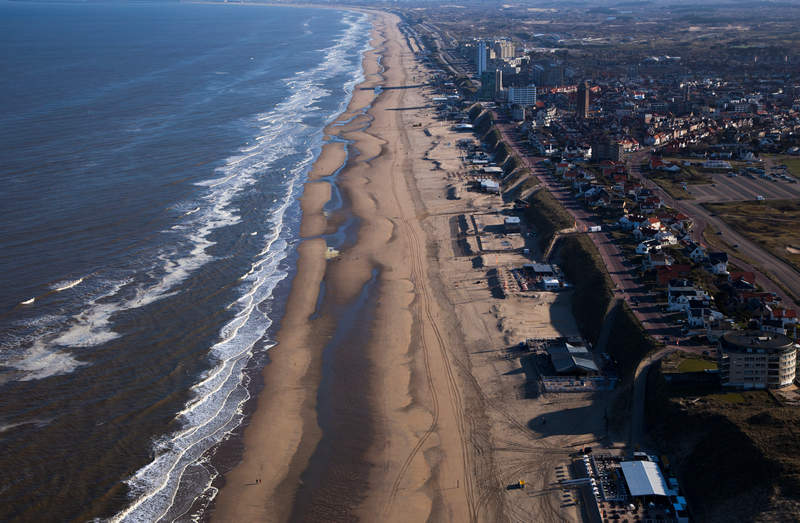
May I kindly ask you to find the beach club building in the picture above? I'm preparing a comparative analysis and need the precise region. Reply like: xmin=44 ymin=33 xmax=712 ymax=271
xmin=546 ymin=342 xmax=599 ymax=375
xmin=619 ymin=461 xmax=687 ymax=521
xmin=477 ymin=179 xmax=500 ymax=193
xmin=619 ymin=461 xmax=674 ymax=501
xmin=504 ymin=216 xmax=522 ymax=235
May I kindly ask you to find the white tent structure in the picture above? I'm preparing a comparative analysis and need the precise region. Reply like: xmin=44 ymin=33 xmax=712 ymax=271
xmin=620 ymin=461 xmax=674 ymax=498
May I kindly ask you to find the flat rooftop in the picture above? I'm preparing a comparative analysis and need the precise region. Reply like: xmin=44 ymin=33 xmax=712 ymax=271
xmin=721 ymin=330 xmax=794 ymax=350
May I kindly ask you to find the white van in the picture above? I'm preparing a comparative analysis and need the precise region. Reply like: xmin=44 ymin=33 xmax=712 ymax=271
xmin=756 ymin=195 xmax=764 ymax=201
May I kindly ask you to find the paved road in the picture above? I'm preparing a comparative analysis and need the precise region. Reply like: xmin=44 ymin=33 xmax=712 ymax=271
xmin=629 ymin=346 xmax=674 ymax=451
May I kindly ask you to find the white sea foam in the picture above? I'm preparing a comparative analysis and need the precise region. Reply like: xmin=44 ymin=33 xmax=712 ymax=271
xmin=106 ymin=11 xmax=372 ymax=523
xmin=53 ymin=277 xmax=85 ymax=292
xmin=10 ymin=339 xmax=88 ymax=381
xmin=0 ymin=417 xmax=53 ymax=434
xmin=5 ymin=280 xmax=129 ymax=380
xmin=3 ymin=140 xmax=244 ymax=381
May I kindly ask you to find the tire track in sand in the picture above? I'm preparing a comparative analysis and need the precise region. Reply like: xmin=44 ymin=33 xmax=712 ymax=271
xmin=382 ymin=105 xmax=478 ymax=522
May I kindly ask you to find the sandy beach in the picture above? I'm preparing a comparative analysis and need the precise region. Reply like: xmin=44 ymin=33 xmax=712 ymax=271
xmin=211 ymin=9 xmax=610 ymax=523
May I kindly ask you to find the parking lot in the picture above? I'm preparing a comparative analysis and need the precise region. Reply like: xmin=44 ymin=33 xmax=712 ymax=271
xmin=685 ymin=170 xmax=800 ymax=202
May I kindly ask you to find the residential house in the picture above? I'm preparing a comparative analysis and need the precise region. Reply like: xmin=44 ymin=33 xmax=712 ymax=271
xmin=599 ymin=160 xmax=626 ymax=177
xmin=688 ymin=297 xmax=713 ymax=310
xmin=621 ymin=181 xmax=643 ymax=198
xmin=619 ymin=214 xmax=649 ymax=230
xmin=659 ymin=212 xmax=691 ymax=231
xmin=685 ymin=241 xmax=707 ymax=262
xmin=760 ymin=318 xmax=788 ymax=335
xmin=633 ymin=226 xmax=661 ymax=241
xmin=688 ymin=307 xmax=724 ymax=328
xmin=668 ymin=278 xmax=695 ymax=292
xmin=564 ymin=170 xmax=580 ymax=185
xmin=639 ymin=199 xmax=656 ymax=214
xmin=707 ymin=252 xmax=729 ymax=275
xmin=745 ymin=296 xmax=774 ymax=316
xmin=668 ymin=279 xmax=710 ymax=312
xmin=770 ymin=308 xmax=798 ymax=329
xmin=656 ymin=229 xmax=678 ymax=245
xmin=740 ymin=293 xmax=780 ymax=310
xmin=657 ymin=265 xmax=692 ymax=286
xmin=644 ymin=251 xmax=672 ymax=270
xmin=574 ymin=171 xmax=596 ymax=187
xmin=649 ymin=155 xmax=665 ymax=169
xmin=589 ymin=192 xmax=612 ymax=207
xmin=555 ymin=162 xmax=572 ymax=174
xmin=579 ymin=184 xmax=599 ymax=197
xmin=639 ymin=197 xmax=662 ymax=214
xmin=636 ymin=239 xmax=662 ymax=255
xmin=729 ymin=271 xmax=756 ymax=285
xmin=729 ymin=279 xmax=757 ymax=294
xmin=609 ymin=198 xmax=627 ymax=211
xmin=673 ymin=213 xmax=691 ymax=228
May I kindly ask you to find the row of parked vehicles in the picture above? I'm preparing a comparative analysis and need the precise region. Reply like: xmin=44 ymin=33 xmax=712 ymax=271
xmin=741 ymin=165 xmax=798 ymax=183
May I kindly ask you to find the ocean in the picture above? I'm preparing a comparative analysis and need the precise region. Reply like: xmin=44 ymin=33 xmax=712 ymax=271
xmin=0 ymin=3 xmax=370 ymax=521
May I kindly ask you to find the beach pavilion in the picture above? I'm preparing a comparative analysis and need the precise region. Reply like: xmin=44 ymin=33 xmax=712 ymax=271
xmin=619 ymin=461 xmax=674 ymax=502
xmin=546 ymin=343 xmax=599 ymax=375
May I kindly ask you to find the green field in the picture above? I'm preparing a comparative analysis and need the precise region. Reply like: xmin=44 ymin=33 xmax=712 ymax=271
xmin=677 ymin=358 xmax=718 ymax=372
xmin=769 ymin=156 xmax=800 ymax=178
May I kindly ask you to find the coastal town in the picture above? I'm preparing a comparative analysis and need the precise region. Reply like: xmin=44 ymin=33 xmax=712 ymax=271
xmin=390 ymin=12 xmax=800 ymax=523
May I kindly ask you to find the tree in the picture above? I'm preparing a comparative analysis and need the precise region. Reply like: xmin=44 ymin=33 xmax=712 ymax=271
xmin=715 ymin=290 xmax=730 ymax=311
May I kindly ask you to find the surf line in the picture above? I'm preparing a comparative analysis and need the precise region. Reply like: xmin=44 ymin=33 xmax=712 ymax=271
xmin=225 ymin=149 xmax=262 ymax=167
